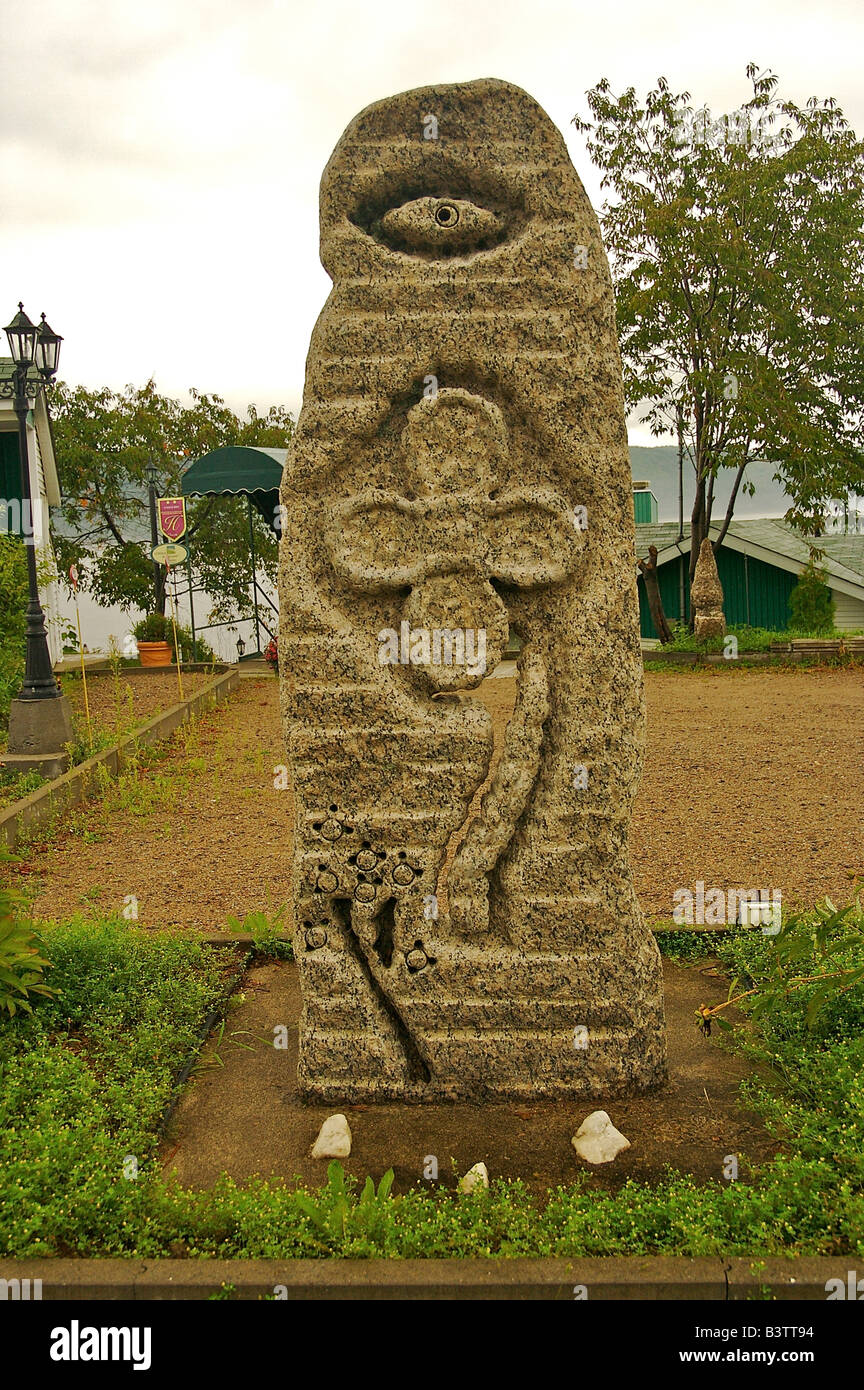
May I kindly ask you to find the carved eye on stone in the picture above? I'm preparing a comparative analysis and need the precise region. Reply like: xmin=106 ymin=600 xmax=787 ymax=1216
xmin=376 ymin=197 xmax=506 ymax=257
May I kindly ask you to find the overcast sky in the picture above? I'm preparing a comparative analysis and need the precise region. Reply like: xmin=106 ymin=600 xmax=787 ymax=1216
xmin=2 ymin=0 xmax=862 ymax=446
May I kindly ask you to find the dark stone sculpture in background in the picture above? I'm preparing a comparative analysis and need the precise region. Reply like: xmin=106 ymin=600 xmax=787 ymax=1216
xmin=692 ymin=537 xmax=727 ymax=639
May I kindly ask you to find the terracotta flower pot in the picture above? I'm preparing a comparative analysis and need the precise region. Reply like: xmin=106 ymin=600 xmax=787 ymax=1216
xmin=137 ymin=640 xmax=173 ymax=668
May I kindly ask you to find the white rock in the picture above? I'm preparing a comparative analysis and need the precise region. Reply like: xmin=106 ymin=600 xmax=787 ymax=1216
xmin=571 ymin=1110 xmax=630 ymax=1165
xmin=311 ymin=1113 xmax=352 ymax=1159
xmin=459 ymin=1161 xmax=489 ymax=1193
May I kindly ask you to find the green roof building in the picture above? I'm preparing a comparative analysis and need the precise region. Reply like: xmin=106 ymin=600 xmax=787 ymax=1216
xmin=634 ymin=512 xmax=864 ymax=638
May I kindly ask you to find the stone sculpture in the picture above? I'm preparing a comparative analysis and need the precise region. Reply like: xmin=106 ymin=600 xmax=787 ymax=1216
xmin=691 ymin=537 xmax=727 ymax=639
xmin=279 ymin=78 xmax=667 ymax=1101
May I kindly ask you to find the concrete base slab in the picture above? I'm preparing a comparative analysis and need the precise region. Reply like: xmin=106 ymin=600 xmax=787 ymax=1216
xmin=0 ymin=748 xmax=70 ymax=778
xmin=5 ymin=693 xmax=73 ymax=759
xmin=161 ymin=958 xmax=777 ymax=1196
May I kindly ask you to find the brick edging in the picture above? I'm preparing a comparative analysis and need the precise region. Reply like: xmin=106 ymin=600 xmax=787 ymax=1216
xmin=0 ymin=1256 xmax=850 ymax=1301
xmin=0 ymin=669 xmax=239 ymax=852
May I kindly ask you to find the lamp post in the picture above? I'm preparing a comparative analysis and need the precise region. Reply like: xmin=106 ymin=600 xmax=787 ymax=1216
xmin=236 ymin=633 xmax=246 ymax=662
xmin=145 ymin=461 xmax=162 ymax=611
xmin=1 ymin=303 xmax=73 ymax=773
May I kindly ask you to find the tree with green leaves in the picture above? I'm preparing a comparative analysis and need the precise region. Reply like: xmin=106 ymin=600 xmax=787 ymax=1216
xmin=573 ymin=64 xmax=864 ymax=591
xmin=50 ymin=380 xmax=293 ymax=621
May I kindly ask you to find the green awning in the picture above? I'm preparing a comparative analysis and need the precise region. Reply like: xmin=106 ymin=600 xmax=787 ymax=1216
xmin=180 ymin=445 xmax=287 ymax=499
xmin=181 ymin=445 xmax=287 ymax=534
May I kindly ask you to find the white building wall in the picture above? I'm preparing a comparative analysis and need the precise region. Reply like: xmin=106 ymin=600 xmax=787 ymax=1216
xmin=27 ymin=416 xmax=63 ymax=663
xmin=832 ymin=588 xmax=864 ymax=632
xmin=53 ymin=573 xmax=276 ymax=665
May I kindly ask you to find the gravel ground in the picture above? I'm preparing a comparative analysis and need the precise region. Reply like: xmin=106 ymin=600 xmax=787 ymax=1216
xmin=15 ymin=666 xmax=864 ymax=930
xmin=632 ymin=665 xmax=864 ymax=919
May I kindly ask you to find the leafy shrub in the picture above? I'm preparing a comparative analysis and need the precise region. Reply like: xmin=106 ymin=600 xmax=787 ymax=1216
xmin=0 ymin=536 xmax=27 ymax=652
xmin=0 ymin=887 xmax=57 ymax=1017
xmin=0 ymin=652 xmax=23 ymax=735
xmin=712 ymin=896 xmax=864 ymax=1038
xmin=174 ymin=624 xmax=214 ymax=664
xmin=131 ymin=614 xmax=213 ymax=663
xmin=788 ymin=560 xmax=835 ymax=633
xmin=292 ymin=1163 xmax=395 ymax=1250
xmin=133 ymin=612 xmax=170 ymax=643
xmin=225 ymin=908 xmax=293 ymax=960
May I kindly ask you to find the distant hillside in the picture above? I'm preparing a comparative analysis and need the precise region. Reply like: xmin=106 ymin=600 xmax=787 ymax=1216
xmin=629 ymin=446 xmax=791 ymax=524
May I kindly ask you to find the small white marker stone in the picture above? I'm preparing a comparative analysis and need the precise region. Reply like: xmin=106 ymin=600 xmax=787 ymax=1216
xmin=459 ymin=1162 xmax=489 ymax=1193
xmin=571 ymin=1110 xmax=630 ymax=1165
xmin=311 ymin=1113 xmax=352 ymax=1159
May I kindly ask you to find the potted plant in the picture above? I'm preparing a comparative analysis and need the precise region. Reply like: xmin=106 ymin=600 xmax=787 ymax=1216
xmin=133 ymin=613 xmax=173 ymax=668
xmin=264 ymin=636 xmax=278 ymax=674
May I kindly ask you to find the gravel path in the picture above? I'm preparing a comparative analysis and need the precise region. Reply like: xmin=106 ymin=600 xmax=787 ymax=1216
xmin=16 ymin=667 xmax=864 ymax=930
xmin=632 ymin=666 xmax=863 ymax=919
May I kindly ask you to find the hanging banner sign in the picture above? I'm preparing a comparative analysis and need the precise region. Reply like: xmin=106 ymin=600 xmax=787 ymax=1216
xmin=157 ymin=496 xmax=187 ymax=542
xmin=152 ymin=542 xmax=188 ymax=566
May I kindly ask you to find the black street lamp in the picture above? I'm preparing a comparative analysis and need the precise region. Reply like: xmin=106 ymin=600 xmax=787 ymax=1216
xmin=0 ymin=302 xmax=73 ymax=774
xmin=35 ymin=313 xmax=63 ymax=378
xmin=236 ymin=633 xmax=246 ymax=661
xmin=3 ymin=303 xmax=63 ymax=701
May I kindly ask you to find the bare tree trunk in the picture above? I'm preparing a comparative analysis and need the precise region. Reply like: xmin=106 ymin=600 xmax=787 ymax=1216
xmin=156 ymin=568 xmax=167 ymax=616
xmin=638 ymin=545 xmax=674 ymax=644
xmin=713 ymin=456 xmax=749 ymax=550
